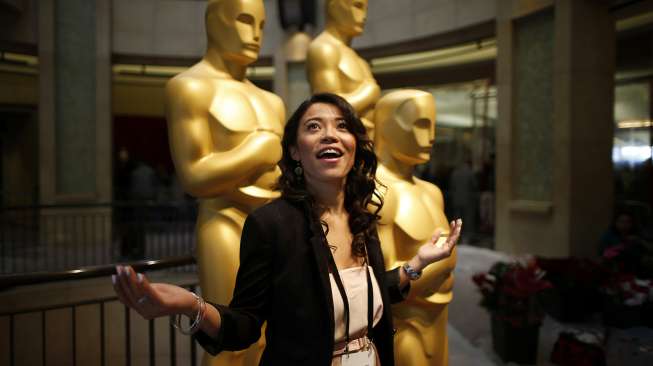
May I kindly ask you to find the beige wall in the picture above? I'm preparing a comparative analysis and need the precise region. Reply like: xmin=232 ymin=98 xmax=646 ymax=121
xmin=111 ymin=0 xmax=283 ymax=58
xmin=353 ymin=0 xmax=495 ymax=48
xmin=2 ymin=0 xmax=497 ymax=60
xmin=0 ymin=71 xmax=37 ymax=105
xmin=112 ymin=78 xmax=168 ymax=117
xmin=0 ymin=71 xmax=178 ymax=120
xmin=110 ymin=0 xmax=495 ymax=59
xmin=112 ymin=0 xmax=206 ymax=57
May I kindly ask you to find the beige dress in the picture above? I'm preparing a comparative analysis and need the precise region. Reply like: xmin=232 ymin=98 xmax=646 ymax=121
xmin=330 ymin=266 xmax=384 ymax=366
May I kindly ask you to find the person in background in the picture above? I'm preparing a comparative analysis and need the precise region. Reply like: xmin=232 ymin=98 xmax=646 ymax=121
xmin=600 ymin=211 xmax=652 ymax=276
xmin=600 ymin=211 xmax=642 ymax=253
xmin=123 ymin=159 xmax=157 ymax=259
xmin=449 ymin=156 xmax=478 ymax=244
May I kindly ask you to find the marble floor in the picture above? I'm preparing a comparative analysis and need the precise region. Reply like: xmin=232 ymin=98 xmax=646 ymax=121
xmin=448 ymin=323 xmax=498 ymax=365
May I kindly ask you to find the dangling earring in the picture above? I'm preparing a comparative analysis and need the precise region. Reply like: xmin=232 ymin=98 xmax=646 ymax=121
xmin=293 ymin=160 xmax=303 ymax=177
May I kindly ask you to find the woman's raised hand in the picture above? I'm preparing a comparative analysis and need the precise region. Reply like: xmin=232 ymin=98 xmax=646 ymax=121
xmin=112 ymin=265 xmax=198 ymax=320
xmin=415 ymin=219 xmax=462 ymax=269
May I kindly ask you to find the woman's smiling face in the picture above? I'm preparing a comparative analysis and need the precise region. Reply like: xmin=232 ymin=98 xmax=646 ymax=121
xmin=290 ymin=102 xmax=357 ymax=187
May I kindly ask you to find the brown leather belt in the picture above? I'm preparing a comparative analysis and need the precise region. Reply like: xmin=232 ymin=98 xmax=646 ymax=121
xmin=332 ymin=335 xmax=372 ymax=357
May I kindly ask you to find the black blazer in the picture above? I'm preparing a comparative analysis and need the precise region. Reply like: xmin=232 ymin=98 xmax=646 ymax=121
xmin=194 ymin=197 xmax=408 ymax=365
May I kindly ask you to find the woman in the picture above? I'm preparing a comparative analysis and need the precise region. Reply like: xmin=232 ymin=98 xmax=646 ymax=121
xmin=112 ymin=93 xmax=462 ymax=365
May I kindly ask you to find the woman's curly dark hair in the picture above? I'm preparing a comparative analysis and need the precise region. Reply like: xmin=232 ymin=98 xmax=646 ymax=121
xmin=277 ymin=93 xmax=383 ymax=258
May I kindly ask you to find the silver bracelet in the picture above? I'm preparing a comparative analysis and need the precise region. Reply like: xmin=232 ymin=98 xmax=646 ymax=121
xmin=403 ymin=262 xmax=422 ymax=281
xmin=170 ymin=292 xmax=205 ymax=335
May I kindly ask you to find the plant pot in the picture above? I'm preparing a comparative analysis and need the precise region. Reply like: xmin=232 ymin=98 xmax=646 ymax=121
xmin=550 ymin=332 xmax=606 ymax=366
xmin=538 ymin=289 xmax=592 ymax=323
xmin=602 ymin=302 xmax=643 ymax=328
xmin=491 ymin=315 xmax=540 ymax=364
xmin=540 ymin=288 xmax=598 ymax=323
xmin=645 ymin=302 xmax=653 ymax=328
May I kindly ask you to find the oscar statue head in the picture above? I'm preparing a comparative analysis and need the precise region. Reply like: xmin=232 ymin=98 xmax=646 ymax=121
xmin=205 ymin=0 xmax=265 ymax=65
xmin=374 ymin=90 xmax=436 ymax=165
xmin=326 ymin=0 xmax=368 ymax=37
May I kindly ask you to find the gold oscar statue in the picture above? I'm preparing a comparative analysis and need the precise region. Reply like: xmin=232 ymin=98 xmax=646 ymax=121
xmin=306 ymin=0 xmax=380 ymax=137
xmin=165 ymin=1 xmax=285 ymax=365
xmin=374 ymin=90 xmax=457 ymax=366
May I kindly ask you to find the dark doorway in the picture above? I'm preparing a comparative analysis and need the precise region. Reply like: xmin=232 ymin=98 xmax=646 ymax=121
xmin=0 ymin=106 xmax=38 ymax=207
xmin=112 ymin=115 xmax=174 ymax=202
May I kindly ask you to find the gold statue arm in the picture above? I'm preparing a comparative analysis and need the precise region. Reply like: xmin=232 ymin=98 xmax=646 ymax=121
xmin=166 ymin=78 xmax=282 ymax=198
xmin=383 ymin=228 xmax=454 ymax=301
xmin=414 ymin=181 xmax=456 ymax=302
xmin=376 ymin=189 xmax=413 ymax=288
xmin=377 ymin=182 xmax=456 ymax=300
xmin=378 ymin=224 xmax=411 ymax=290
xmin=307 ymin=43 xmax=380 ymax=113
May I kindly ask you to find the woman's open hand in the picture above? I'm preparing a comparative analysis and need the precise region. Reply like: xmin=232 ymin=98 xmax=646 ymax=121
xmin=415 ymin=219 xmax=462 ymax=270
xmin=112 ymin=265 xmax=198 ymax=320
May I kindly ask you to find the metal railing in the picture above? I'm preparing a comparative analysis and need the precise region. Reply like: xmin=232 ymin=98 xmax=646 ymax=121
xmin=0 ymin=201 xmax=197 ymax=274
xmin=0 ymin=256 xmax=200 ymax=366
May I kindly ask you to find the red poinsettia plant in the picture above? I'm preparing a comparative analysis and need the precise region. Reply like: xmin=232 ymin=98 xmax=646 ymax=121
xmin=473 ymin=258 xmax=553 ymax=327
xmin=601 ymin=273 xmax=653 ymax=307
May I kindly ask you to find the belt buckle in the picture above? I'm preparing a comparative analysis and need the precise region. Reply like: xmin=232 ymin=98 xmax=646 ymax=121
xmin=362 ymin=336 xmax=370 ymax=351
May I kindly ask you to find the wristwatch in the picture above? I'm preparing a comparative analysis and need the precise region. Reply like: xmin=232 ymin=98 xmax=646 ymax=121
xmin=402 ymin=262 xmax=422 ymax=281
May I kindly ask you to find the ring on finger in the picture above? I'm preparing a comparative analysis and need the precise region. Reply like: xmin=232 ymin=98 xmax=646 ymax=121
xmin=137 ymin=296 xmax=148 ymax=305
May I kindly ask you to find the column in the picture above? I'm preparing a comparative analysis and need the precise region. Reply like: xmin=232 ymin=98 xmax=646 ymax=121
xmin=495 ymin=0 xmax=614 ymax=257
xmin=37 ymin=0 xmax=112 ymax=257
xmin=38 ymin=0 xmax=111 ymax=204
